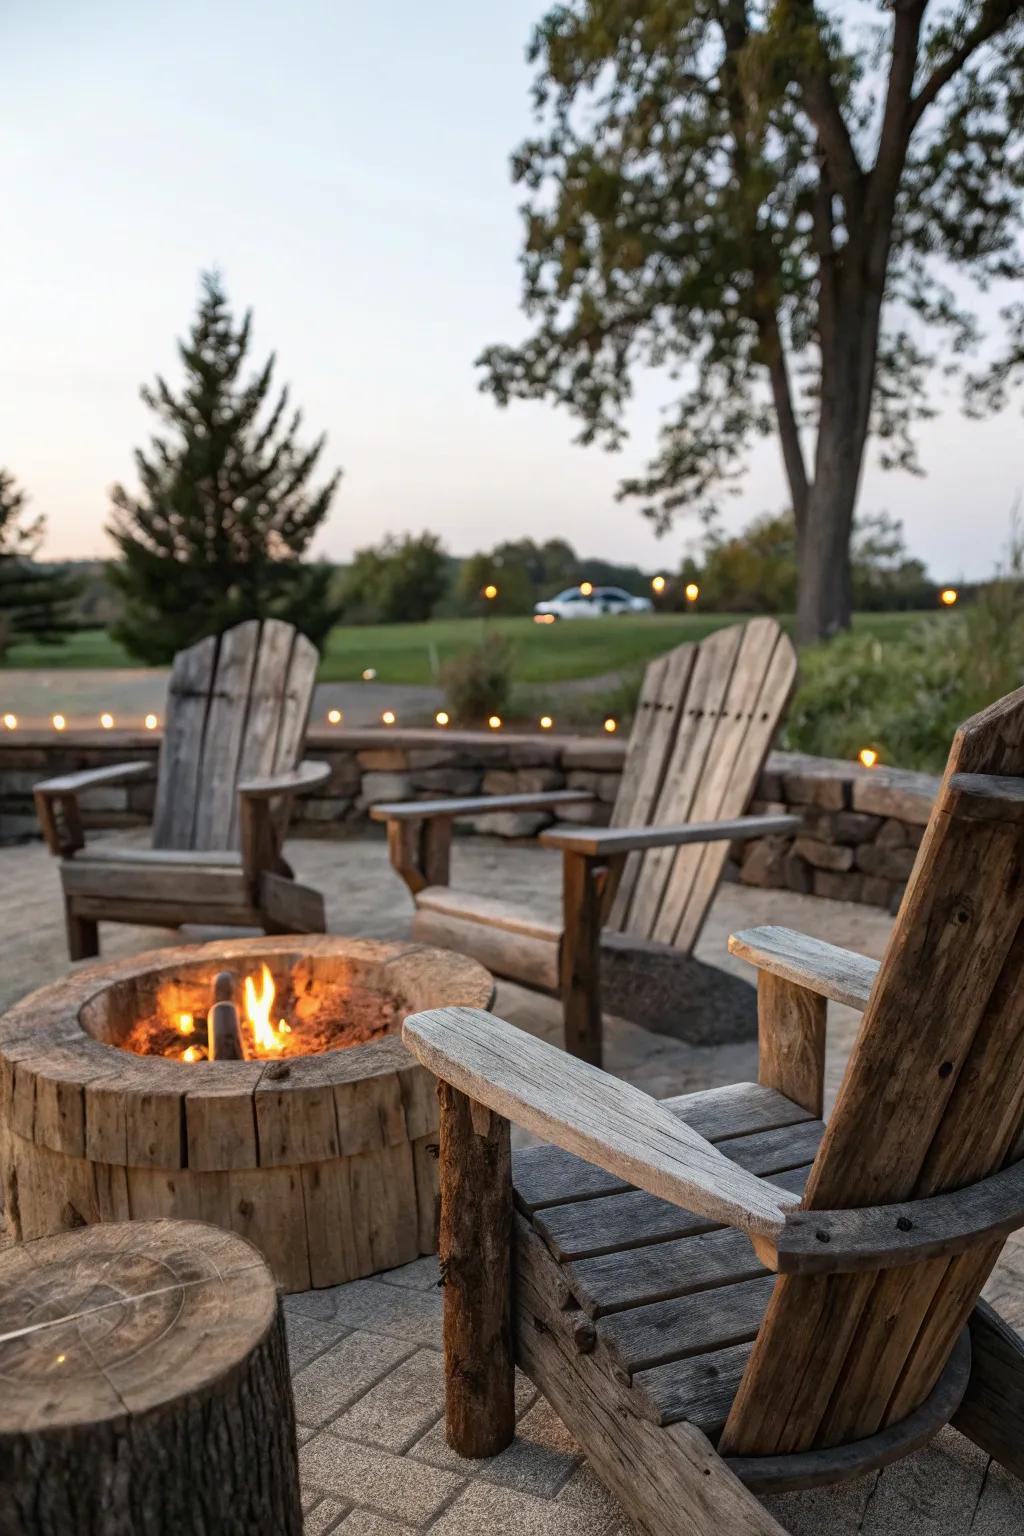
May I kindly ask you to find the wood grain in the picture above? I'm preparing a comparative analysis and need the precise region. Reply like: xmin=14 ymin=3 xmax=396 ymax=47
xmin=729 ymin=926 xmax=880 ymax=1012
xmin=756 ymin=972 xmax=828 ymax=1119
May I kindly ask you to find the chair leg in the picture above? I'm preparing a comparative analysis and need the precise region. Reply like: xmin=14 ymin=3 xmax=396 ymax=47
xmin=952 ymin=1299 xmax=1024 ymax=1479
xmin=438 ymin=1079 xmax=514 ymax=1458
xmin=561 ymin=851 xmax=605 ymax=1066
xmin=64 ymin=897 xmax=99 ymax=962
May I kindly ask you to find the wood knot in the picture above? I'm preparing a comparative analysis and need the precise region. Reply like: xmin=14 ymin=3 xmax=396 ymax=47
xmin=426 ymin=1142 xmax=440 ymax=1160
xmin=264 ymin=1061 xmax=290 ymax=1081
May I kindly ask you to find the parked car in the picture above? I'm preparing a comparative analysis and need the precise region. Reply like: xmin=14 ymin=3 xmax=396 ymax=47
xmin=534 ymin=585 xmax=654 ymax=620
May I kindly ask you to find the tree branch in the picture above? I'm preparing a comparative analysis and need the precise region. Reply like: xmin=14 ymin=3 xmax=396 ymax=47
xmin=909 ymin=1 xmax=1024 ymax=130
xmin=762 ymin=320 xmax=810 ymax=529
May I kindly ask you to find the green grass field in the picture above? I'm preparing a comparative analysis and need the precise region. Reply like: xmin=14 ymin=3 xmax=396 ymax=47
xmin=4 ymin=611 xmax=934 ymax=683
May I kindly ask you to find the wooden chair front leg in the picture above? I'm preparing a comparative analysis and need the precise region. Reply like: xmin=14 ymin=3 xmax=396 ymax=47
xmin=386 ymin=816 xmax=452 ymax=896
xmin=239 ymin=794 xmax=290 ymax=892
xmin=560 ymin=851 xmax=624 ymax=1068
xmin=953 ymin=1298 xmax=1024 ymax=1480
xmin=438 ymin=1079 xmax=514 ymax=1458
xmin=756 ymin=970 xmax=828 ymax=1119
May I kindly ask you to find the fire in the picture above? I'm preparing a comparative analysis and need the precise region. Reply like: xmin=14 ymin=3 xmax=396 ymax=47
xmin=243 ymin=964 xmax=291 ymax=1054
xmin=177 ymin=1012 xmax=195 ymax=1035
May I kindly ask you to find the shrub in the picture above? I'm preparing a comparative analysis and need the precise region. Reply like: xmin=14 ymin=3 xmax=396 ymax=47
xmin=441 ymin=634 xmax=514 ymax=722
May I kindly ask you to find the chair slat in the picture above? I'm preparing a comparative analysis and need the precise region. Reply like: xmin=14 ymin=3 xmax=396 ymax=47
xmin=229 ymin=620 xmax=299 ymax=845
xmin=151 ymin=634 xmax=219 ymax=849
xmin=193 ymin=621 xmax=262 ymax=849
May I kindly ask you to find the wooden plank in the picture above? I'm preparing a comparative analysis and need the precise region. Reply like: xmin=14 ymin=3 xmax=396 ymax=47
xmin=77 ymin=846 xmax=244 ymax=867
xmin=512 ymin=1082 xmax=813 ymax=1212
xmin=273 ymin=631 xmax=319 ymax=774
xmin=721 ymin=683 xmax=1024 ymax=1457
xmin=371 ymin=789 xmax=593 ymax=822
xmin=541 ymin=814 xmax=798 ymax=857
xmin=565 ymin=1227 xmax=767 ymax=1318
xmin=229 ymin=619 xmax=296 ymax=844
xmin=34 ymin=761 xmax=152 ymax=795
xmin=412 ymin=1131 xmax=441 ymax=1252
xmin=756 ymin=972 xmax=827 ymax=1119
xmin=300 ymin=1157 xmax=363 ymax=1286
xmin=192 ymin=620 xmax=261 ymax=850
xmin=597 ymin=1274 xmax=776 ymax=1377
xmin=953 ymin=1299 xmax=1024 ymax=1480
xmin=635 ymin=1340 xmax=751 ymax=1434
xmin=404 ymin=1009 xmax=799 ymax=1240
xmin=333 ymin=1067 xmax=409 ymax=1156
xmin=412 ymin=907 xmax=560 ymax=994
xmin=513 ymin=1215 xmax=784 ymax=1535
xmin=62 ymin=860 xmax=252 ymax=906
xmin=70 ymin=896 xmax=262 ymax=928
xmin=671 ymin=624 xmax=797 ymax=953
xmin=560 ymin=852 xmax=606 ymax=1066
xmin=946 ymin=771 xmax=1024 ymax=823
xmin=259 ymin=871 xmax=326 ymax=933
xmin=184 ymin=1061 xmax=262 ymax=1172
xmin=625 ymin=622 xmax=745 ymax=939
xmin=255 ymin=1056 xmax=341 ymax=1167
xmin=346 ymin=1140 xmax=420 ymax=1275
xmin=729 ymin=926 xmax=879 ymax=1012
xmin=152 ymin=632 xmax=219 ymax=849
xmin=415 ymin=887 xmax=562 ymax=944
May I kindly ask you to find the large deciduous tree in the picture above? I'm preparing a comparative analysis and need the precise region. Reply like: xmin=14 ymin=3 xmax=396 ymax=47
xmin=480 ymin=1 xmax=1024 ymax=641
xmin=109 ymin=272 xmax=342 ymax=663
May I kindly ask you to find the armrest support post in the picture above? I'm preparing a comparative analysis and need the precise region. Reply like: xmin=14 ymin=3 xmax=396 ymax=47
xmin=757 ymin=971 xmax=828 ymax=1120
xmin=561 ymin=851 xmax=610 ymax=1068
xmin=387 ymin=815 xmax=453 ymax=896
xmin=34 ymin=787 xmax=85 ymax=858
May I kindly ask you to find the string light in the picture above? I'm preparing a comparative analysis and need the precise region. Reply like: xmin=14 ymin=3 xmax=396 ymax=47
xmin=488 ymin=715 xmax=502 ymax=730
xmin=327 ymin=708 xmax=343 ymax=725
xmin=858 ymin=747 xmax=879 ymax=769
xmin=99 ymin=713 xmax=114 ymax=729
xmin=381 ymin=710 xmax=396 ymax=726
xmin=52 ymin=714 xmax=66 ymax=731
xmin=362 ymin=668 xmax=377 ymax=681
xmin=685 ymin=582 xmax=700 ymax=602
xmin=539 ymin=715 xmax=553 ymax=730
xmin=603 ymin=718 xmax=618 ymax=734
xmin=2 ymin=714 xmax=16 ymax=730
xmin=940 ymin=588 xmax=958 ymax=607
xmin=483 ymin=584 xmax=498 ymax=600
xmin=435 ymin=711 xmax=450 ymax=727
xmin=580 ymin=580 xmax=594 ymax=596
xmin=144 ymin=713 xmax=159 ymax=730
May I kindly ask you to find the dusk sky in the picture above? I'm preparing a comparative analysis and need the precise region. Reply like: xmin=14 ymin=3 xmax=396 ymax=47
xmin=3 ymin=0 xmax=1021 ymax=581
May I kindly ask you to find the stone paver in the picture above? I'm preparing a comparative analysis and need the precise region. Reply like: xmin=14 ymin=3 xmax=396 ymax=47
xmin=0 ymin=833 xmax=1019 ymax=1535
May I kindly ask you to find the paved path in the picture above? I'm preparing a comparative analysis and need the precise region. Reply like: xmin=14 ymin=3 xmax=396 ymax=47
xmin=0 ymin=833 xmax=1021 ymax=1533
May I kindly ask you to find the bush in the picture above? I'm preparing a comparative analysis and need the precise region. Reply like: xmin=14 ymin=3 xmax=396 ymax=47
xmin=441 ymin=634 xmax=514 ymax=722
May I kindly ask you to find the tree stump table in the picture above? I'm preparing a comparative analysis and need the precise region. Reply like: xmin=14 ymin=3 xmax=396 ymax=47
xmin=0 ymin=1219 xmax=302 ymax=1536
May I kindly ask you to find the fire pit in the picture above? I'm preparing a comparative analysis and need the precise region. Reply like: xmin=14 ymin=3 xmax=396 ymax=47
xmin=0 ymin=936 xmax=493 ymax=1291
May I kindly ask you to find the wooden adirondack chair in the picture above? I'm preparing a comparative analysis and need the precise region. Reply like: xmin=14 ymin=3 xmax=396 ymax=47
xmin=34 ymin=620 xmax=330 ymax=960
xmin=401 ymin=685 xmax=1024 ymax=1535
xmin=373 ymin=617 xmax=799 ymax=1064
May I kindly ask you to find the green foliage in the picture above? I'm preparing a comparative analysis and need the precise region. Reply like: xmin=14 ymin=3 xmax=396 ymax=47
xmin=441 ymin=632 xmax=515 ymax=722
xmin=0 ymin=470 xmax=79 ymax=662
xmin=455 ymin=551 xmax=535 ymax=616
xmin=108 ymin=271 xmax=342 ymax=664
xmin=340 ymin=532 xmax=449 ymax=624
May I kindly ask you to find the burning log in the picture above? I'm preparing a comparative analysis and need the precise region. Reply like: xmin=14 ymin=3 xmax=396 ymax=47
xmin=208 ymin=971 xmax=245 ymax=1061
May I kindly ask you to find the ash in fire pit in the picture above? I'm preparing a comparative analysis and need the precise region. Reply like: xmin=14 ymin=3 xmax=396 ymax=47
xmin=119 ymin=960 xmax=402 ymax=1062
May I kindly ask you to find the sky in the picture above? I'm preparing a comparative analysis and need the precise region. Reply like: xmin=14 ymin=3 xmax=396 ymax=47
xmin=2 ymin=0 xmax=1021 ymax=582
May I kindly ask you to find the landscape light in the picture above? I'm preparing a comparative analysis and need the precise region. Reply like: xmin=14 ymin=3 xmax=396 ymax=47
xmin=483 ymin=584 xmax=498 ymax=600
xmin=533 ymin=613 xmax=556 ymax=625
xmin=580 ymin=580 xmax=594 ymax=596
xmin=539 ymin=715 xmax=553 ymax=730
xmin=940 ymin=588 xmax=958 ymax=607
xmin=381 ymin=710 xmax=396 ymax=726
xmin=327 ymin=708 xmax=343 ymax=725
xmin=100 ymin=713 xmax=114 ymax=729
xmin=603 ymin=717 xmax=618 ymax=734
xmin=858 ymin=747 xmax=879 ymax=769
xmin=362 ymin=667 xmax=377 ymax=681
xmin=435 ymin=711 xmax=450 ymax=727
xmin=52 ymin=714 xmax=66 ymax=732
xmin=2 ymin=714 xmax=16 ymax=731
xmin=488 ymin=715 xmax=502 ymax=730
xmin=144 ymin=713 xmax=159 ymax=730
xmin=684 ymin=582 xmax=700 ymax=602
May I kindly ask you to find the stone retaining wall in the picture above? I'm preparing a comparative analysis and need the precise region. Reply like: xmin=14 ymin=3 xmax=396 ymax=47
xmin=0 ymin=728 xmax=938 ymax=913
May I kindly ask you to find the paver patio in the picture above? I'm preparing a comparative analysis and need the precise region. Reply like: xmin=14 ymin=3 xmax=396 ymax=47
xmin=1 ymin=829 xmax=1021 ymax=1534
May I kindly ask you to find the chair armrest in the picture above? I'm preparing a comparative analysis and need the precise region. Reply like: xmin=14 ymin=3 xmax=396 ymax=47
xmin=369 ymin=789 xmax=594 ymax=823
xmin=33 ymin=762 xmax=154 ymax=857
xmin=237 ymin=761 xmax=330 ymax=798
xmin=729 ymin=925 xmax=880 ymax=1012
xmin=403 ymin=1006 xmax=798 ymax=1240
xmin=539 ymin=813 xmax=801 ymax=857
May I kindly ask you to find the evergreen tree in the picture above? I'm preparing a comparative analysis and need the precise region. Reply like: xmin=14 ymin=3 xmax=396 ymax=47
xmin=0 ymin=470 xmax=79 ymax=662
xmin=108 ymin=271 xmax=342 ymax=663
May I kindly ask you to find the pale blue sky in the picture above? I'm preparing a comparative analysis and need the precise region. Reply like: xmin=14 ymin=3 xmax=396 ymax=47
xmin=2 ymin=0 xmax=1020 ymax=580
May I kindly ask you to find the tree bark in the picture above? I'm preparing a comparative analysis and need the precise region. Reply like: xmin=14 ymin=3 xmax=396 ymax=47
xmin=796 ymin=465 xmax=860 ymax=643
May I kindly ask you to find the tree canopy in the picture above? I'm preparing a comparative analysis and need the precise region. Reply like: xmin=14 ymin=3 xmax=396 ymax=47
xmin=480 ymin=1 xmax=1024 ymax=639
xmin=0 ymin=470 xmax=79 ymax=662
xmin=109 ymin=272 xmax=342 ymax=663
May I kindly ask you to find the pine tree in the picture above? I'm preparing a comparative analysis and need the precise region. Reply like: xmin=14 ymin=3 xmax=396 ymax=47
xmin=0 ymin=470 xmax=79 ymax=662
xmin=108 ymin=271 xmax=342 ymax=663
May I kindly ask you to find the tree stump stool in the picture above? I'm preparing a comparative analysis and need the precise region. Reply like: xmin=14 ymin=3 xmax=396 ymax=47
xmin=0 ymin=1219 xmax=302 ymax=1536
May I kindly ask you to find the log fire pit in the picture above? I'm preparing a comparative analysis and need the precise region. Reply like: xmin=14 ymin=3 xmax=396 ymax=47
xmin=0 ymin=936 xmax=493 ymax=1291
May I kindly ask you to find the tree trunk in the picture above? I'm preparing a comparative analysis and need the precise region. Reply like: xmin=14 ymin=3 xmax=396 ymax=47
xmin=797 ymin=371 xmax=867 ymax=644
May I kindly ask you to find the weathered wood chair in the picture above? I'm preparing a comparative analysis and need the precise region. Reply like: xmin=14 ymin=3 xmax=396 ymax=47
xmin=34 ymin=619 xmax=330 ymax=959
xmin=374 ymin=617 xmax=799 ymax=1063
xmin=402 ymin=685 xmax=1024 ymax=1534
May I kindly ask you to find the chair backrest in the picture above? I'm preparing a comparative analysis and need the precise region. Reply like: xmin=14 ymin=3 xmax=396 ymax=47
xmin=607 ymin=617 xmax=797 ymax=954
xmin=721 ymin=685 xmax=1024 ymax=1457
xmin=152 ymin=619 xmax=319 ymax=852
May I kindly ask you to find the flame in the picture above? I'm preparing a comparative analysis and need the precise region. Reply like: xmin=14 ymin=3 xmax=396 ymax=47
xmin=182 ymin=1045 xmax=202 ymax=1062
xmin=177 ymin=1012 xmax=195 ymax=1035
xmin=243 ymin=963 xmax=289 ymax=1054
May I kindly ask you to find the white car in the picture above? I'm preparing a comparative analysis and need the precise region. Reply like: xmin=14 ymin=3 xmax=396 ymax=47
xmin=534 ymin=585 xmax=654 ymax=619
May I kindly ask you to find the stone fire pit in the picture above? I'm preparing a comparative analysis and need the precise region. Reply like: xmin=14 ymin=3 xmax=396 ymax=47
xmin=0 ymin=936 xmax=493 ymax=1291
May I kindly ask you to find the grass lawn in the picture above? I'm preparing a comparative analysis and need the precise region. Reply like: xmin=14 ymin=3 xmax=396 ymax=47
xmin=4 ymin=610 xmax=935 ymax=683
